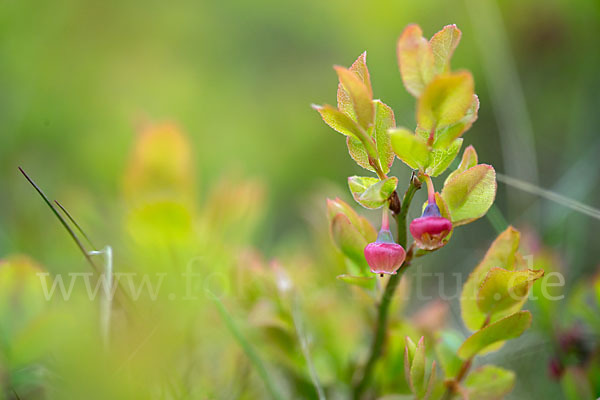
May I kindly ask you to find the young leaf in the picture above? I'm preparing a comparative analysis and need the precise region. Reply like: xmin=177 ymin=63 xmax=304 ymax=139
xmin=313 ymin=104 xmax=362 ymax=139
xmin=445 ymin=145 xmax=478 ymax=185
xmin=441 ymin=164 xmax=496 ymax=226
xmin=430 ymin=24 xmax=462 ymax=75
xmin=335 ymin=66 xmax=374 ymax=130
xmin=425 ymin=138 xmax=462 ymax=177
xmin=330 ymin=214 xmax=369 ymax=271
xmin=464 ymin=365 xmax=515 ymax=400
xmin=390 ymin=128 xmax=430 ymax=170
xmin=435 ymin=331 xmax=464 ymax=379
xmin=423 ymin=361 xmax=437 ymax=400
xmin=346 ymin=136 xmax=374 ymax=172
xmin=417 ymin=71 xmax=474 ymax=132
xmin=397 ymin=24 xmax=434 ymax=97
xmin=460 ymin=227 xmax=522 ymax=331
xmin=404 ymin=336 xmax=417 ymax=380
xmin=336 ymin=274 xmax=376 ymax=290
xmin=434 ymin=95 xmax=479 ymax=148
xmin=477 ymin=268 xmax=544 ymax=315
xmin=458 ymin=311 xmax=532 ymax=359
xmin=410 ymin=337 xmax=426 ymax=394
xmin=326 ymin=198 xmax=377 ymax=242
xmin=337 ymin=52 xmax=373 ymax=120
xmin=373 ymin=100 xmax=396 ymax=173
xmin=348 ymin=176 xmax=398 ymax=209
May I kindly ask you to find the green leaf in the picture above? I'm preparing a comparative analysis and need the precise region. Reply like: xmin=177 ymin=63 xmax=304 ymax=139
xmin=445 ymin=145 xmax=478 ymax=185
xmin=397 ymin=24 xmax=434 ymax=97
xmin=348 ymin=176 xmax=398 ymax=209
xmin=435 ymin=331 xmax=464 ymax=379
xmin=477 ymin=268 xmax=544 ymax=315
xmin=326 ymin=197 xmax=377 ymax=242
xmin=441 ymin=164 xmax=496 ymax=226
xmin=433 ymin=95 xmax=479 ymax=148
xmin=336 ymin=274 xmax=376 ymax=290
xmin=373 ymin=100 xmax=396 ymax=173
xmin=425 ymin=137 xmax=462 ymax=177
xmin=464 ymin=365 xmax=515 ymax=400
xmin=460 ymin=226 xmax=522 ymax=331
xmin=417 ymin=71 xmax=474 ymax=132
xmin=458 ymin=311 xmax=532 ymax=359
xmin=335 ymin=66 xmax=374 ymax=130
xmin=430 ymin=24 xmax=462 ymax=75
xmin=410 ymin=337 xmax=426 ymax=394
xmin=313 ymin=104 xmax=362 ymax=139
xmin=561 ymin=367 xmax=595 ymax=400
xmin=337 ymin=52 xmax=373 ymax=120
xmin=404 ymin=336 xmax=417 ymax=386
xmin=346 ymin=136 xmax=374 ymax=172
xmin=330 ymin=213 xmax=369 ymax=272
xmin=390 ymin=128 xmax=430 ymax=170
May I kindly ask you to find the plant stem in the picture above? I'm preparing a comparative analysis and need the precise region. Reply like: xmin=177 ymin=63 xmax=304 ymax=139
xmin=440 ymin=316 xmax=492 ymax=400
xmin=352 ymin=174 xmax=421 ymax=399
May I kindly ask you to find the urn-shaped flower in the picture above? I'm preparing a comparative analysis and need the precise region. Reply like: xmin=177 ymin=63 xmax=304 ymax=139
xmin=364 ymin=229 xmax=406 ymax=275
xmin=410 ymin=202 xmax=452 ymax=250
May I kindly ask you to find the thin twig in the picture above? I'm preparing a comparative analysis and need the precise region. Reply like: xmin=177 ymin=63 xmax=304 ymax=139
xmin=352 ymin=175 xmax=421 ymax=399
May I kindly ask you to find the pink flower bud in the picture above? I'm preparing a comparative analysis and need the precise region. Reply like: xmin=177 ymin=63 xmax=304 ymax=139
xmin=410 ymin=203 xmax=452 ymax=250
xmin=364 ymin=230 xmax=406 ymax=275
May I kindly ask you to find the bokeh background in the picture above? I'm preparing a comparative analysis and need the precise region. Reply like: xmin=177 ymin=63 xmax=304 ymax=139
xmin=0 ymin=0 xmax=599 ymax=399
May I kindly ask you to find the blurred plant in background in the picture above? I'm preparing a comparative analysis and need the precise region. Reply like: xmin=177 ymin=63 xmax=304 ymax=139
xmin=1 ymin=0 xmax=599 ymax=399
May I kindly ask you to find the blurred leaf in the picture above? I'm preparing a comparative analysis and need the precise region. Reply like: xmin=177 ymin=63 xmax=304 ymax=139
xmin=464 ymin=365 xmax=515 ymax=400
xmin=336 ymin=274 xmax=376 ymax=290
xmin=210 ymin=293 xmax=284 ymax=400
xmin=425 ymin=137 xmax=462 ymax=177
xmin=434 ymin=95 xmax=479 ymax=148
xmin=373 ymin=100 xmax=396 ymax=173
xmin=409 ymin=337 xmax=426 ymax=394
xmin=430 ymin=25 xmax=462 ymax=75
xmin=404 ymin=336 xmax=417 ymax=386
xmin=335 ymin=66 xmax=373 ymax=130
xmin=338 ymin=52 xmax=372 ymax=120
xmin=435 ymin=330 xmax=463 ymax=379
xmin=561 ymin=367 xmax=595 ymax=400
xmin=330 ymin=214 xmax=369 ymax=273
xmin=445 ymin=145 xmax=478 ymax=185
xmin=327 ymin=198 xmax=377 ymax=242
xmin=441 ymin=164 xmax=496 ymax=226
xmin=126 ymin=200 xmax=193 ymax=244
xmin=457 ymin=311 xmax=531 ymax=359
xmin=390 ymin=128 xmax=430 ymax=170
xmin=313 ymin=104 xmax=362 ymax=139
xmin=348 ymin=176 xmax=398 ymax=209
xmin=461 ymin=227 xmax=521 ymax=331
xmin=477 ymin=268 xmax=544 ymax=315
xmin=397 ymin=24 xmax=434 ymax=97
xmin=123 ymin=123 xmax=194 ymax=203
xmin=0 ymin=256 xmax=48 ymax=350
xmin=417 ymin=72 xmax=474 ymax=132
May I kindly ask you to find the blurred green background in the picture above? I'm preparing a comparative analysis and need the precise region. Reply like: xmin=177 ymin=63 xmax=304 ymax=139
xmin=0 ymin=0 xmax=599 ymax=398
